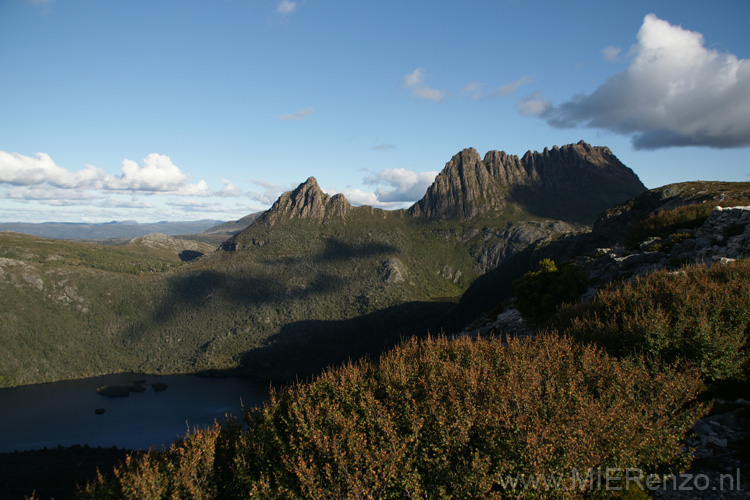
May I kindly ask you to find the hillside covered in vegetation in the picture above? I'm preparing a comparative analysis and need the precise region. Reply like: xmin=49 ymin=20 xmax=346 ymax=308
xmin=0 ymin=142 xmax=645 ymax=387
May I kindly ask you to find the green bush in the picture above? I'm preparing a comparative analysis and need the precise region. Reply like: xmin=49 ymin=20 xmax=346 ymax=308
xmin=81 ymin=335 xmax=707 ymax=499
xmin=513 ymin=259 xmax=588 ymax=323
xmin=557 ymin=259 xmax=750 ymax=384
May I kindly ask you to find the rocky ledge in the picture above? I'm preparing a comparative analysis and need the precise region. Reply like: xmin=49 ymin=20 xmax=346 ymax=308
xmin=578 ymin=205 xmax=750 ymax=289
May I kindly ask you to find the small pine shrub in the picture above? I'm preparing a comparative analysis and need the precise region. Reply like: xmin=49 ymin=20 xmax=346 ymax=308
xmin=513 ymin=259 xmax=588 ymax=323
xmin=557 ymin=259 xmax=750 ymax=384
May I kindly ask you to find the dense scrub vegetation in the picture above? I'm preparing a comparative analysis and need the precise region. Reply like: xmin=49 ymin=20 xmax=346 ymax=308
xmin=512 ymin=259 xmax=588 ymax=324
xmin=556 ymin=259 xmax=750 ymax=385
xmin=79 ymin=335 xmax=707 ymax=499
xmin=0 ymin=233 xmax=176 ymax=387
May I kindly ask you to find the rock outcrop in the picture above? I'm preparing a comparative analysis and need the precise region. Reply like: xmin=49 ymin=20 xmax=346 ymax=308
xmin=126 ymin=233 xmax=215 ymax=261
xmin=579 ymin=205 xmax=750 ymax=289
xmin=590 ymin=181 xmax=750 ymax=247
xmin=257 ymin=177 xmax=351 ymax=226
xmin=409 ymin=141 xmax=646 ymax=224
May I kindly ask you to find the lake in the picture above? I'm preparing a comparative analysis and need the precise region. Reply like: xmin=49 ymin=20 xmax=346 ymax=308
xmin=0 ymin=372 xmax=269 ymax=453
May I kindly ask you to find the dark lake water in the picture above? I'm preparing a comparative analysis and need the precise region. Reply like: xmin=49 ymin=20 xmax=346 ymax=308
xmin=0 ymin=373 xmax=269 ymax=453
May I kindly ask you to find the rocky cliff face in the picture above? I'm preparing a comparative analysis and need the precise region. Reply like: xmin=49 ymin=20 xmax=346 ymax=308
xmin=409 ymin=141 xmax=646 ymax=224
xmin=257 ymin=177 xmax=352 ymax=226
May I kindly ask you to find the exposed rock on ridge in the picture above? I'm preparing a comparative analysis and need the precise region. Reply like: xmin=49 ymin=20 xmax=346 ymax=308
xmin=257 ymin=177 xmax=352 ymax=226
xmin=409 ymin=141 xmax=646 ymax=223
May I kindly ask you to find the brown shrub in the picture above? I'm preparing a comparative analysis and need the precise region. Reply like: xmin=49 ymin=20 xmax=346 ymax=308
xmin=233 ymin=335 xmax=706 ymax=499
xmin=558 ymin=259 xmax=750 ymax=383
xmin=79 ymin=336 xmax=707 ymax=499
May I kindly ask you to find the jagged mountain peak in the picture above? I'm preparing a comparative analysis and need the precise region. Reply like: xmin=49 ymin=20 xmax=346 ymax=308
xmin=256 ymin=177 xmax=351 ymax=226
xmin=409 ymin=141 xmax=646 ymax=224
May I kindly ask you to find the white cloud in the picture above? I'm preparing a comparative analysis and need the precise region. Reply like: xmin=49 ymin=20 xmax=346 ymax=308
xmin=544 ymin=14 xmax=750 ymax=149
xmin=174 ymin=179 xmax=212 ymax=197
xmin=165 ymin=200 xmax=232 ymax=213
xmin=219 ymin=178 xmax=243 ymax=197
xmin=494 ymin=75 xmax=535 ymax=97
xmin=461 ymin=82 xmax=484 ymax=99
xmin=341 ymin=189 xmax=382 ymax=207
xmin=0 ymin=185 xmax=96 ymax=201
xmin=601 ymin=45 xmax=623 ymax=62
xmin=247 ymin=179 xmax=281 ymax=205
xmin=0 ymin=151 xmax=212 ymax=195
xmin=276 ymin=107 xmax=316 ymax=121
xmin=104 ymin=154 xmax=189 ymax=192
xmin=0 ymin=151 xmax=105 ymax=188
xmin=373 ymin=143 xmax=396 ymax=151
xmin=364 ymin=168 xmax=438 ymax=203
xmin=518 ymin=92 xmax=552 ymax=116
xmin=462 ymin=76 xmax=534 ymax=99
xmin=401 ymin=68 xmax=446 ymax=102
xmin=342 ymin=167 xmax=438 ymax=208
xmin=95 ymin=197 xmax=154 ymax=209
xmin=276 ymin=0 xmax=296 ymax=14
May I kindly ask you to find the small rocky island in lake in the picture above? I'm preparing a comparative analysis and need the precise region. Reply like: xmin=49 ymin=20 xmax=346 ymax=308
xmin=97 ymin=379 xmax=167 ymax=397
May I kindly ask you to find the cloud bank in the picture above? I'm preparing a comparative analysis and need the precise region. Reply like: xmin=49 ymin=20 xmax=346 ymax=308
xmin=344 ymin=168 xmax=438 ymax=208
xmin=0 ymin=151 xmax=213 ymax=195
xmin=0 ymin=151 xmax=257 ymax=222
xmin=538 ymin=14 xmax=750 ymax=149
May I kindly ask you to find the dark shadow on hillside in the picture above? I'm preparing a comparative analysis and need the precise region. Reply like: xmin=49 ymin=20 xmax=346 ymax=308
xmin=259 ymin=237 xmax=400 ymax=266
xmin=133 ymin=239 xmax=398 ymax=336
xmin=178 ymin=250 xmax=203 ymax=262
xmin=235 ymin=300 xmax=456 ymax=383
xmin=442 ymin=231 xmax=591 ymax=333
xmin=508 ymin=186 xmax=636 ymax=226
xmin=319 ymin=238 xmax=399 ymax=262
xmin=147 ymin=270 xmax=344 ymax=325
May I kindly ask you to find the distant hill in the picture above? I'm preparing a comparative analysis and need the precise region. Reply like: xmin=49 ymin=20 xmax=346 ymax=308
xmin=0 ymin=219 xmax=226 ymax=240
xmin=201 ymin=213 xmax=262 ymax=236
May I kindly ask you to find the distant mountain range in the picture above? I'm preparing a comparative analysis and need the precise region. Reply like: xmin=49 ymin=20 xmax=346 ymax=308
xmin=0 ymin=219 xmax=226 ymax=241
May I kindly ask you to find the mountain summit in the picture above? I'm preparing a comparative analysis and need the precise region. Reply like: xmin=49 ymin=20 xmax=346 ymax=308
xmin=408 ymin=141 xmax=646 ymax=223
xmin=257 ymin=176 xmax=352 ymax=226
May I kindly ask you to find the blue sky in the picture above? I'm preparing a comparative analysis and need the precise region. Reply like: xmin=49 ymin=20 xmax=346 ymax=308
xmin=1 ymin=0 xmax=748 ymax=223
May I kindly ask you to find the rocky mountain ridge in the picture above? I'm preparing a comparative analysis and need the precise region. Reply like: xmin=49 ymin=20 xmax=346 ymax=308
xmin=220 ymin=142 xmax=646 ymax=280
xmin=408 ymin=141 xmax=646 ymax=223
xmin=240 ymin=141 xmax=645 ymax=229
